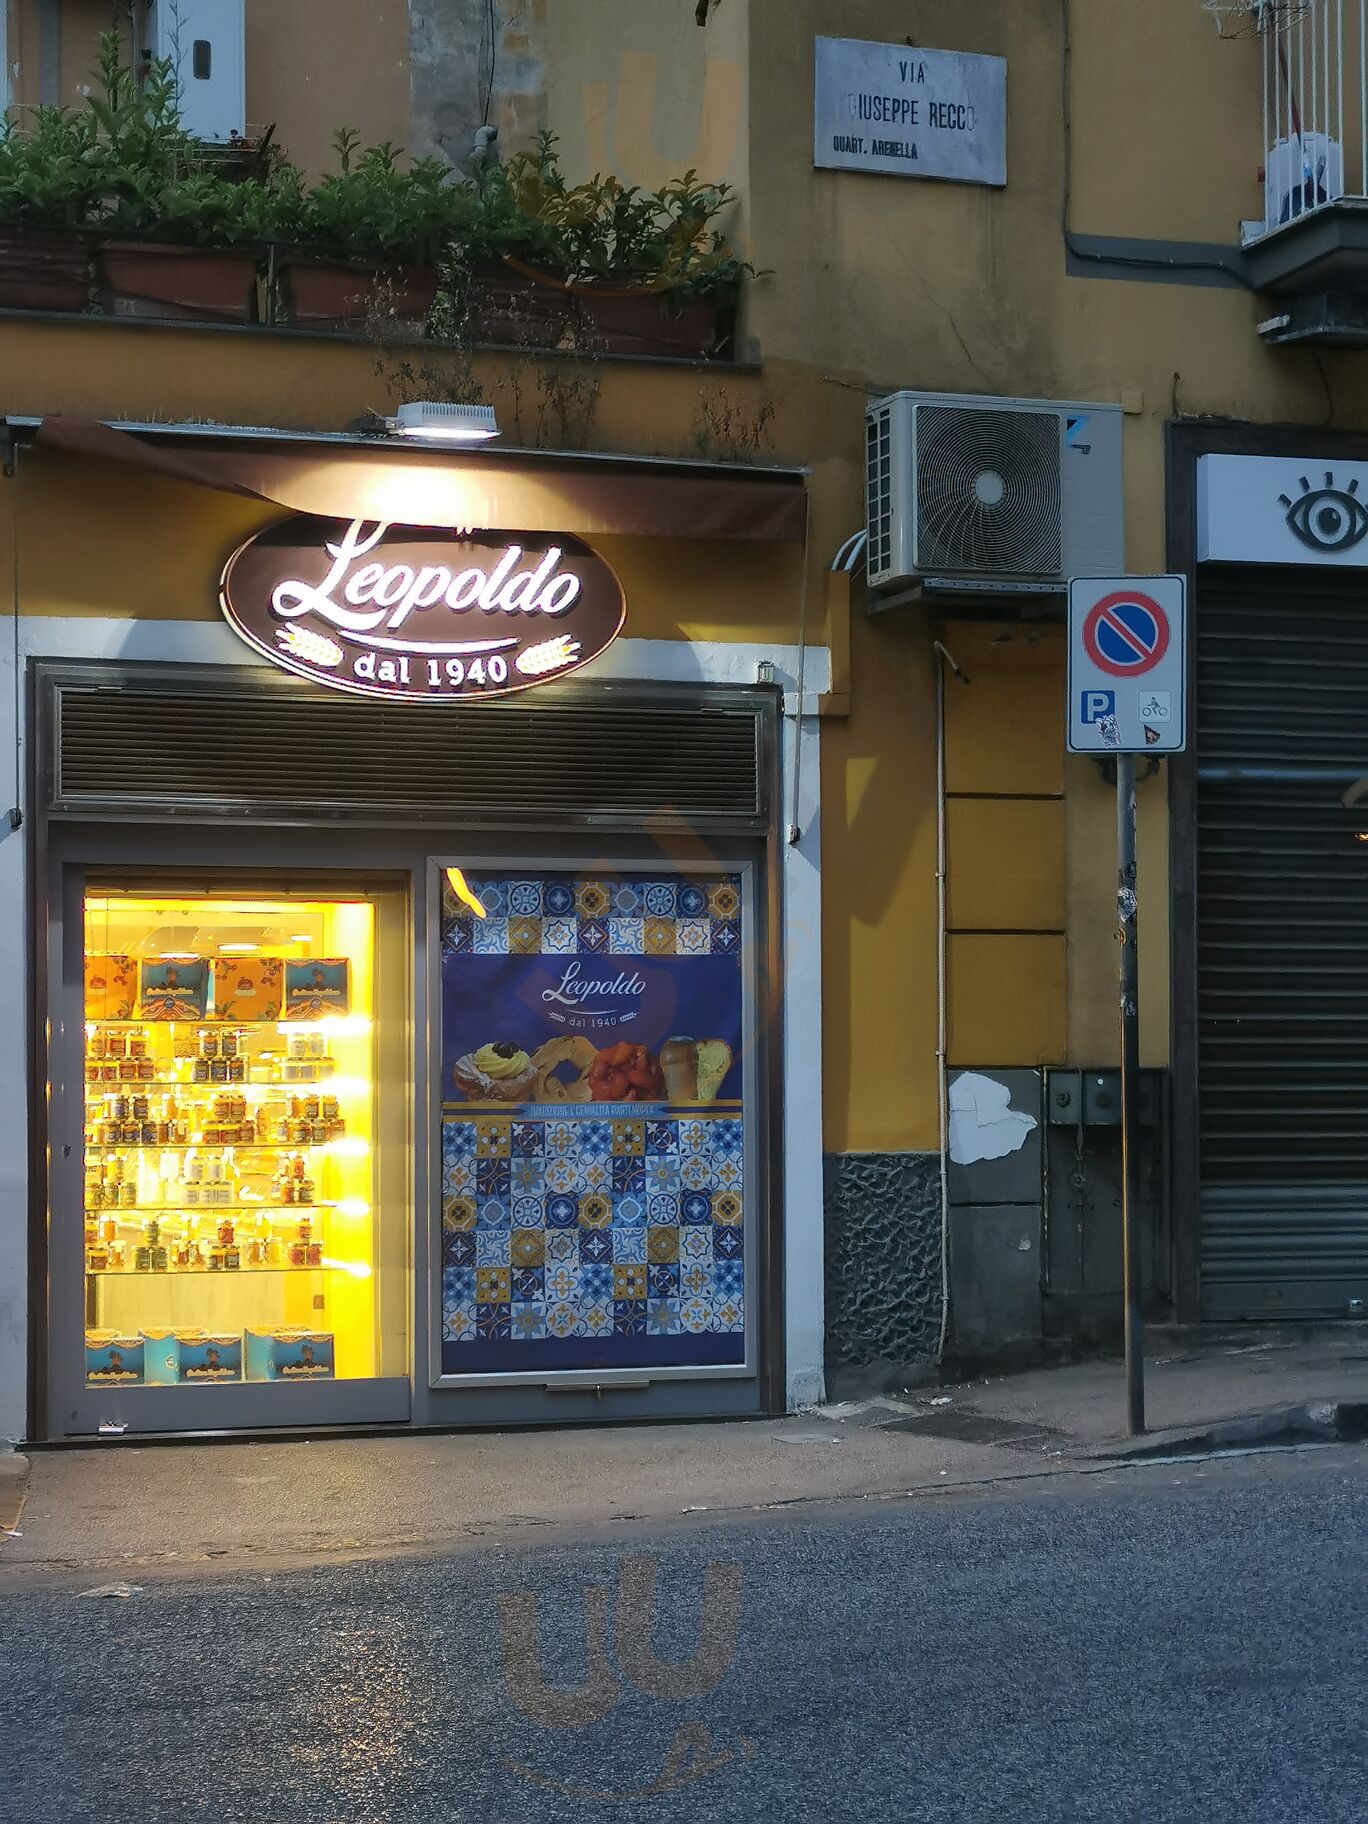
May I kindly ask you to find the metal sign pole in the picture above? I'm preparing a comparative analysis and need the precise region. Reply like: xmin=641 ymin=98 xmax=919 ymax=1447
xmin=1116 ymin=752 xmax=1146 ymax=1436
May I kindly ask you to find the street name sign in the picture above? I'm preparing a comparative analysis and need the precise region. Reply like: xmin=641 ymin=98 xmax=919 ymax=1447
xmin=813 ymin=37 xmax=1007 ymax=186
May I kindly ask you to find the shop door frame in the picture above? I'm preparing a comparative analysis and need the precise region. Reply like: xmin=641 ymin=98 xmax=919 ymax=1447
xmin=41 ymin=852 xmax=417 ymax=1438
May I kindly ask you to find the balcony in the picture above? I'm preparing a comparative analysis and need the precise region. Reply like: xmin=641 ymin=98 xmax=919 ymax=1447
xmin=1227 ymin=0 xmax=1368 ymax=340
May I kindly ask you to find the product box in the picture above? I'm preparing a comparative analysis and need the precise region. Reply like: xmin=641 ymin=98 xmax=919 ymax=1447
xmin=85 ymin=1331 xmax=144 ymax=1386
xmin=140 ymin=1329 xmax=181 ymax=1386
xmin=245 ymin=1328 xmax=335 ymax=1382
xmin=138 ymin=958 xmax=210 ymax=1022
xmin=84 ymin=955 xmax=137 ymax=1021
xmin=284 ymin=959 xmax=351 ymax=1020
xmin=212 ymin=956 xmax=284 ymax=1023
xmin=179 ymin=1332 xmax=243 ymax=1384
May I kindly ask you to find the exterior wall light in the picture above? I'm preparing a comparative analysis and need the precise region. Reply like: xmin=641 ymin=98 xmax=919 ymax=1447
xmin=390 ymin=401 xmax=500 ymax=443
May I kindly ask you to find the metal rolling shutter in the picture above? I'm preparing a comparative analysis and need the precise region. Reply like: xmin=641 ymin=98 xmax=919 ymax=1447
xmin=41 ymin=667 xmax=772 ymax=830
xmin=1197 ymin=567 xmax=1368 ymax=1318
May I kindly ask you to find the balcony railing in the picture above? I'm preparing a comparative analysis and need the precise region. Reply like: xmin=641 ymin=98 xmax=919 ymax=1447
xmin=1238 ymin=0 xmax=1368 ymax=243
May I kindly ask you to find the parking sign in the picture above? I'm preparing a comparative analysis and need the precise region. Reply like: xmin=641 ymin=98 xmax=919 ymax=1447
xmin=1067 ymin=575 xmax=1186 ymax=754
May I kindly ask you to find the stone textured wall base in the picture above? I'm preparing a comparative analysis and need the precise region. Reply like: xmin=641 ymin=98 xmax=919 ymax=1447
xmin=823 ymin=1151 xmax=942 ymax=1393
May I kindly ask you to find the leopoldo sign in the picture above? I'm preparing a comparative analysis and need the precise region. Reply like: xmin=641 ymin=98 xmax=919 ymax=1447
xmin=219 ymin=516 xmax=626 ymax=702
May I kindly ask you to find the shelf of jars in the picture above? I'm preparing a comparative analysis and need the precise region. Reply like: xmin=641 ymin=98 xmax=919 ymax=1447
xmin=83 ymin=1019 xmax=372 ymax=1281
xmin=81 ymin=915 xmax=379 ymax=1389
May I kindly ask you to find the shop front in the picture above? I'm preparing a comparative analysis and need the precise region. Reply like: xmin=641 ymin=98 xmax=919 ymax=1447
xmin=1172 ymin=424 xmax=1368 ymax=1323
xmin=8 ymin=421 xmax=823 ymax=1440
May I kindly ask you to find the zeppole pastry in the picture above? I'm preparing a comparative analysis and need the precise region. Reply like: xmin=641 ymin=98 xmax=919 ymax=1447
xmin=695 ymin=1040 xmax=733 ymax=1105
xmin=452 ymin=1040 xmax=538 ymax=1103
xmin=530 ymin=1035 xmax=597 ymax=1102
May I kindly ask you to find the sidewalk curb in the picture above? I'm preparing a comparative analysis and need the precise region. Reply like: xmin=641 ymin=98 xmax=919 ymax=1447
xmin=0 ymin=1449 xmax=30 ymax=1535
xmin=1094 ymin=1400 xmax=1368 ymax=1462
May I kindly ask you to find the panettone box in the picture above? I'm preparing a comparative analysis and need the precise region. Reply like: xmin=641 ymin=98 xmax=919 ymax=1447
xmin=137 ymin=958 xmax=210 ymax=1021
xmin=179 ymin=1332 xmax=243 ymax=1383
xmin=212 ymin=956 xmax=284 ymax=1023
xmin=84 ymin=955 xmax=137 ymax=1022
xmin=245 ymin=1328 xmax=335 ymax=1381
xmin=140 ymin=1329 xmax=181 ymax=1386
xmin=85 ymin=1331 xmax=144 ymax=1386
xmin=284 ymin=960 xmax=351 ymax=1019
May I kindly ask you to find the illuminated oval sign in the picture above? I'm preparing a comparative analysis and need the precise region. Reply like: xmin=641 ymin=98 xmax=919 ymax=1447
xmin=220 ymin=516 xmax=626 ymax=702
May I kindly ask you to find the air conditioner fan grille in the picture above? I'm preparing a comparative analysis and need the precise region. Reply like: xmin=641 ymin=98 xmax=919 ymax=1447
xmin=915 ymin=406 xmax=1062 ymax=577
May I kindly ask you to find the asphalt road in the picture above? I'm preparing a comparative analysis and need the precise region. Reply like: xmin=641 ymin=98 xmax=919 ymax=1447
xmin=2 ymin=1449 xmax=1366 ymax=1824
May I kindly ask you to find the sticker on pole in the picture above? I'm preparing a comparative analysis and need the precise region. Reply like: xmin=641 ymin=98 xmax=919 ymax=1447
xmin=1068 ymin=575 xmax=1186 ymax=754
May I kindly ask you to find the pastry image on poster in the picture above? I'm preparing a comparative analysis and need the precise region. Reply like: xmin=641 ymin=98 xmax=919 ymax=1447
xmin=212 ymin=956 xmax=284 ymax=1022
xmin=284 ymin=958 xmax=351 ymax=1018
xmin=137 ymin=958 xmax=210 ymax=1021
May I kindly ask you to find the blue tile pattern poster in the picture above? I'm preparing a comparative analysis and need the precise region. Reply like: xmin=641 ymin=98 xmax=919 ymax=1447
xmin=439 ymin=872 xmax=746 ymax=1374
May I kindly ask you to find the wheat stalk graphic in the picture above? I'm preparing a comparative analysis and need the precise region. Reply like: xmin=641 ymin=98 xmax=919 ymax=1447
xmin=277 ymin=625 xmax=344 ymax=668
xmin=517 ymin=635 xmax=581 ymax=677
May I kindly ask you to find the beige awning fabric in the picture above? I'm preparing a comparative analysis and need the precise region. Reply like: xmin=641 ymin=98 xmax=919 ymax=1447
xmin=32 ymin=416 xmax=808 ymax=543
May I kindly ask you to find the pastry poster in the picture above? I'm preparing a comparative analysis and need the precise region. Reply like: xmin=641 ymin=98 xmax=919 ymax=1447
xmin=439 ymin=872 xmax=747 ymax=1377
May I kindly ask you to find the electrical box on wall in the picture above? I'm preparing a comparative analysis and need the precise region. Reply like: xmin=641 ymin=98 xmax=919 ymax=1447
xmin=146 ymin=0 xmax=246 ymax=143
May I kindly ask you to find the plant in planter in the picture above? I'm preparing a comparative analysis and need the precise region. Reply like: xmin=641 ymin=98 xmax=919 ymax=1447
xmin=85 ymin=34 xmax=266 ymax=322
xmin=455 ymin=134 xmax=753 ymax=358
xmin=275 ymin=129 xmax=470 ymax=332
xmin=0 ymin=105 xmax=104 ymax=311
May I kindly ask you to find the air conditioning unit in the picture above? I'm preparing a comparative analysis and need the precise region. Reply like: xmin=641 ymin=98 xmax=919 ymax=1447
xmin=146 ymin=0 xmax=246 ymax=143
xmin=864 ymin=390 xmax=1124 ymax=596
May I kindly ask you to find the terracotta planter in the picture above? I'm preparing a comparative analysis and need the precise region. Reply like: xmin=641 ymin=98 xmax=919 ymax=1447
xmin=462 ymin=258 xmax=732 ymax=358
xmin=97 ymin=241 xmax=259 ymax=322
xmin=0 ymin=227 xmax=92 ymax=313
xmin=461 ymin=261 xmax=576 ymax=349
xmin=277 ymin=256 xmax=438 ymax=332
xmin=572 ymin=287 xmax=732 ymax=359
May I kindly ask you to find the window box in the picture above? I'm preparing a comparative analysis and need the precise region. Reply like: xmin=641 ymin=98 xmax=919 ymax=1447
xmin=96 ymin=241 xmax=259 ymax=322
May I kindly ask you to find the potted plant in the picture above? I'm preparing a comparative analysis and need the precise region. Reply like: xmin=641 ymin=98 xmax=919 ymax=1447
xmin=88 ymin=36 xmax=264 ymax=322
xmin=0 ymin=105 xmax=102 ymax=312
xmin=458 ymin=137 xmax=749 ymax=359
xmin=274 ymin=130 xmax=464 ymax=331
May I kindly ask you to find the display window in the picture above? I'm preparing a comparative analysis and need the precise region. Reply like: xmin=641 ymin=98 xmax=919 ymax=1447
xmin=437 ymin=867 xmax=751 ymax=1379
xmin=81 ymin=891 xmax=404 ymax=1392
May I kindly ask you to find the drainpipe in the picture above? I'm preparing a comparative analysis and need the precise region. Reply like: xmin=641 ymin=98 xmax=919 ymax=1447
xmin=933 ymin=640 xmax=969 ymax=1363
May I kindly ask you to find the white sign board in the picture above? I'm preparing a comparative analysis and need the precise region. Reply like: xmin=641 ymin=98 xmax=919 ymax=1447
xmin=813 ymin=36 xmax=1007 ymax=186
xmin=1067 ymin=576 xmax=1187 ymax=755
xmin=1198 ymin=453 xmax=1368 ymax=566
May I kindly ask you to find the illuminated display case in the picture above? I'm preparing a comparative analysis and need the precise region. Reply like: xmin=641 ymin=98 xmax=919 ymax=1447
xmin=81 ymin=892 xmax=405 ymax=1394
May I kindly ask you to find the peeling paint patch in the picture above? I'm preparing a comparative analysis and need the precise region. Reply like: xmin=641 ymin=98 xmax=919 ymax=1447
xmin=948 ymin=1071 xmax=1039 ymax=1166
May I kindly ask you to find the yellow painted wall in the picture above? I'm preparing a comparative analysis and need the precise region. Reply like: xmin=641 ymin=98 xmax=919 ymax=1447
xmin=542 ymin=0 xmax=750 ymax=235
xmin=10 ymin=446 xmax=803 ymax=650
xmin=4 ymin=0 xmax=1359 ymax=1161
xmin=247 ymin=3 xmax=410 ymax=178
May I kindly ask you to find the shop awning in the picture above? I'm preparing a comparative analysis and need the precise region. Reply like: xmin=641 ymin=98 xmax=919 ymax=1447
xmin=18 ymin=415 xmax=808 ymax=543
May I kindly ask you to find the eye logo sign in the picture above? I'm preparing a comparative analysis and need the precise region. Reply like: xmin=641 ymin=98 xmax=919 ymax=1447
xmin=219 ymin=515 xmax=626 ymax=702
xmin=1281 ymin=471 xmax=1368 ymax=553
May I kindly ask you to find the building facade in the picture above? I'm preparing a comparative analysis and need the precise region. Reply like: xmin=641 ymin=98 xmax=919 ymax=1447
xmin=4 ymin=0 xmax=1368 ymax=1441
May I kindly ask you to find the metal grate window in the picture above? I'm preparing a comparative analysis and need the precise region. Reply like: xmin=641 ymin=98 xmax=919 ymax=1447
xmin=1196 ymin=566 xmax=1368 ymax=1317
xmin=44 ymin=670 xmax=771 ymax=829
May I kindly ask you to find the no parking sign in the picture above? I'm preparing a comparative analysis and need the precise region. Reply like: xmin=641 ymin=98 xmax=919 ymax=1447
xmin=1067 ymin=575 xmax=1186 ymax=754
